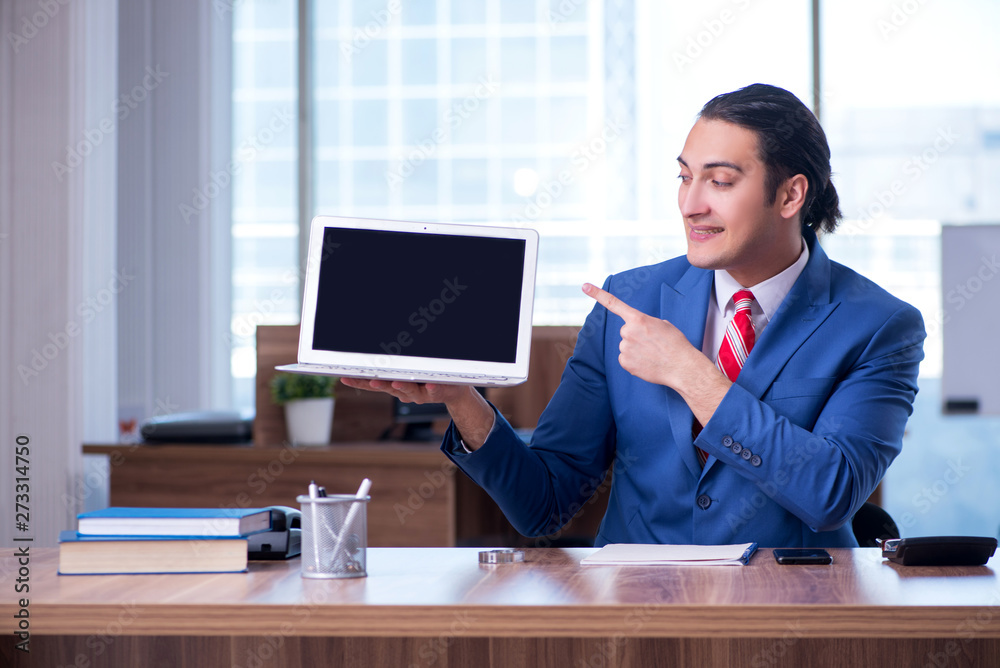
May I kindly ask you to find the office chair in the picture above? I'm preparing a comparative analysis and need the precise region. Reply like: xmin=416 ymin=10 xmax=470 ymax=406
xmin=852 ymin=502 xmax=900 ymax=547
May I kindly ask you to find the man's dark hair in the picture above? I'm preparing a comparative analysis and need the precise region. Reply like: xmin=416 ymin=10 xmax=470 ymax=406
xmin=699 ymin=83 xmax=841 ymax=234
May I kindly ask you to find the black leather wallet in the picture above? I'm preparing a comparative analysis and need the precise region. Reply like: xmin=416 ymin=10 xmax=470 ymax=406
xmin=879 ymin=536 xmax=998 ymax=566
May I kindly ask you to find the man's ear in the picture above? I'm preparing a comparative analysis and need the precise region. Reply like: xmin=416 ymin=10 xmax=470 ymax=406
xmin=778 ymin=174 xmax=809 ymax=220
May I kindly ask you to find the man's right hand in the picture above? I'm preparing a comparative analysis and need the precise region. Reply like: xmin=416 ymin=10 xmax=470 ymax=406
xmin=340 ymin=378 xmax=495 ymax=450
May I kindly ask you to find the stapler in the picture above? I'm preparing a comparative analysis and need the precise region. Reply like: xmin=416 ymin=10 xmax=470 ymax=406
xmin=248 ymin=506 xmax=302 ymax=560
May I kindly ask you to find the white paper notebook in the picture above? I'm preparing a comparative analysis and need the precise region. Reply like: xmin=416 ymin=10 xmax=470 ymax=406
xmin=580 ymin=542 xmax=757 ymax=566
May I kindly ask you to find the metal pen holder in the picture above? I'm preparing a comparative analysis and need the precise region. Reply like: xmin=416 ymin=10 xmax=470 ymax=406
xmin=297 ymin=494 xmax=369 ymax=579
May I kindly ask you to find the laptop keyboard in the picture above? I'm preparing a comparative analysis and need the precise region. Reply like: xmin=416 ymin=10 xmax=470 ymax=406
xmin=307 ymin=364 xmax=508 ymax=383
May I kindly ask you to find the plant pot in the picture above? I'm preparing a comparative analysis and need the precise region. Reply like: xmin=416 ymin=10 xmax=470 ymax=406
xmin=284 ymin=398 xmax=335 ymax=446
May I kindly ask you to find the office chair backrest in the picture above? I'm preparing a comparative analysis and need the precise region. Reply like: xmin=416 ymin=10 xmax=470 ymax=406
xmin=852 ymin=502 xmax=900 ymax=547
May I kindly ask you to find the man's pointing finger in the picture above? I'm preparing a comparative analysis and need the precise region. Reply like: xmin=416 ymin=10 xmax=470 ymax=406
xmin=582 ymin=282 xmax=642 ymax=321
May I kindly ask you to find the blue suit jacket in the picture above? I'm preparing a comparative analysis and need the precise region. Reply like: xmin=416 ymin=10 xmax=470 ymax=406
xmin=443 ymin=230 xmax=925 ymax=547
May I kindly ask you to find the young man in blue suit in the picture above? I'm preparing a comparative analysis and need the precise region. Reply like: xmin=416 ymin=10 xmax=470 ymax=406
xmin=344 ymin=84 xmax=925 ymax=547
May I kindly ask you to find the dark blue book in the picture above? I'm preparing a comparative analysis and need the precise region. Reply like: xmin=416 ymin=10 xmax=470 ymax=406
xmin=77 ymin=507 xmax=271 ymax=537
xmin=58 ymin=531 xmax=248 ymax=574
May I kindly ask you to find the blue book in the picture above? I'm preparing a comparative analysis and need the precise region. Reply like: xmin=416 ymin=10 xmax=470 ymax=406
xmin=77 ymin=507 xmax=271 ymax=537
xmin=58 ymin=531 xmax=249 ymax=574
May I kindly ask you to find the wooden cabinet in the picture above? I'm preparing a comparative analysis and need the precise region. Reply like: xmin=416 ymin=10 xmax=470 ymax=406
xmin=82 ymin=441 xmax=609 ymax=548
xmin=82 ymin=443 xmax=457 ymax=547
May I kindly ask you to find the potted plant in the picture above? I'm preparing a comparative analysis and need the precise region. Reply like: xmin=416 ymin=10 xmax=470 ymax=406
xmin=269 ymin=372 xmax=338 ymax=446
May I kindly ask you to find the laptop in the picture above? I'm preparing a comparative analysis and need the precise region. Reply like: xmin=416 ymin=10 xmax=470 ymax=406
xmin=276 ymin=216 xmax=539 ymax=386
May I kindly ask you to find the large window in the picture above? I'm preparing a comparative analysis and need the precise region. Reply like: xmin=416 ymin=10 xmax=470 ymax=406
xmin=230 ymin=0 xmax=999 ymax=402
xmin=231 ymin=1 xmax=300 ymax=409
xmin=821 ymin=0 xmax=1000 ymax=378
xmin=817 ymin=0 xmax=1000 ymax=538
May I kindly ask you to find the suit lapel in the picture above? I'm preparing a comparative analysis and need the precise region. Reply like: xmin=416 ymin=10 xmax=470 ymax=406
xmin=660 ymin=266 xmax=714 ymax=480
xmin=734 ymin=231 xmax=839 ymax=400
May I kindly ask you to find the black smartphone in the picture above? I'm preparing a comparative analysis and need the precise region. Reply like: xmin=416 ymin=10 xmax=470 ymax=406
xmin=773 ymin=548 xmax=833 ymax=565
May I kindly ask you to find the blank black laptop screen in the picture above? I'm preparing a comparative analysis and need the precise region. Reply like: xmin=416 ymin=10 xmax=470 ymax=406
xmin=311 ymin=227 xmax=526 ymax=363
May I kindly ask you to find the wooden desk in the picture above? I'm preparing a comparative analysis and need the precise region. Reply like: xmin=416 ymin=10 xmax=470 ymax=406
xmin=3 ymin=548 xmax=999 ymax=667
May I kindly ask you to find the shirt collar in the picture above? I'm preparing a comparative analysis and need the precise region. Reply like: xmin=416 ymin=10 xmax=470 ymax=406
xmin=712 ymin=238 xmax=810 ymax=321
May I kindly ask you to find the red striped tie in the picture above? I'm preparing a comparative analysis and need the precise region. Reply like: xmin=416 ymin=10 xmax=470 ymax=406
xmin=716 ymin=290 xmax=757 ymax=382
xmin=697 ymin=289 xmax=757 ymax=467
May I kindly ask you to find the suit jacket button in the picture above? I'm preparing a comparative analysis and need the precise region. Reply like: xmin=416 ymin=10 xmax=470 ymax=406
xmin=697 ymin=494 xmax=712 ymax=510
xmin=722 ymin=436 xmax=734 ymax=447
xmin=741 ymin=448 xmax=753 ymax=461
xmin=750 ymin=454 xmax=762 ymax=467
xmin=730 ymin=442 xmax=743 ymax=455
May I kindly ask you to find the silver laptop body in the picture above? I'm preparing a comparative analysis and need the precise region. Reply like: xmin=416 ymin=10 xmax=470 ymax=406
xmin=276 ymin=216 xmax=539 ymax=386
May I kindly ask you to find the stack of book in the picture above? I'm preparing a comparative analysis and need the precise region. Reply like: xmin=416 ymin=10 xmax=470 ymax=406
xmin=58 ymin=507 xmax=272 ymax=575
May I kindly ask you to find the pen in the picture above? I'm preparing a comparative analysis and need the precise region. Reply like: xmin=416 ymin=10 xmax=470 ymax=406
xmin=330 ymin=478 xmax=371 ymax=568
xmin=308 ymin=480 xmax=322 ymax=570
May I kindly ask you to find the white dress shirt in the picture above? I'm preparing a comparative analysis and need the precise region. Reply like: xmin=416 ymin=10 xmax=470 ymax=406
xmin=701 ymin=239 xmax=810 ymax=360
